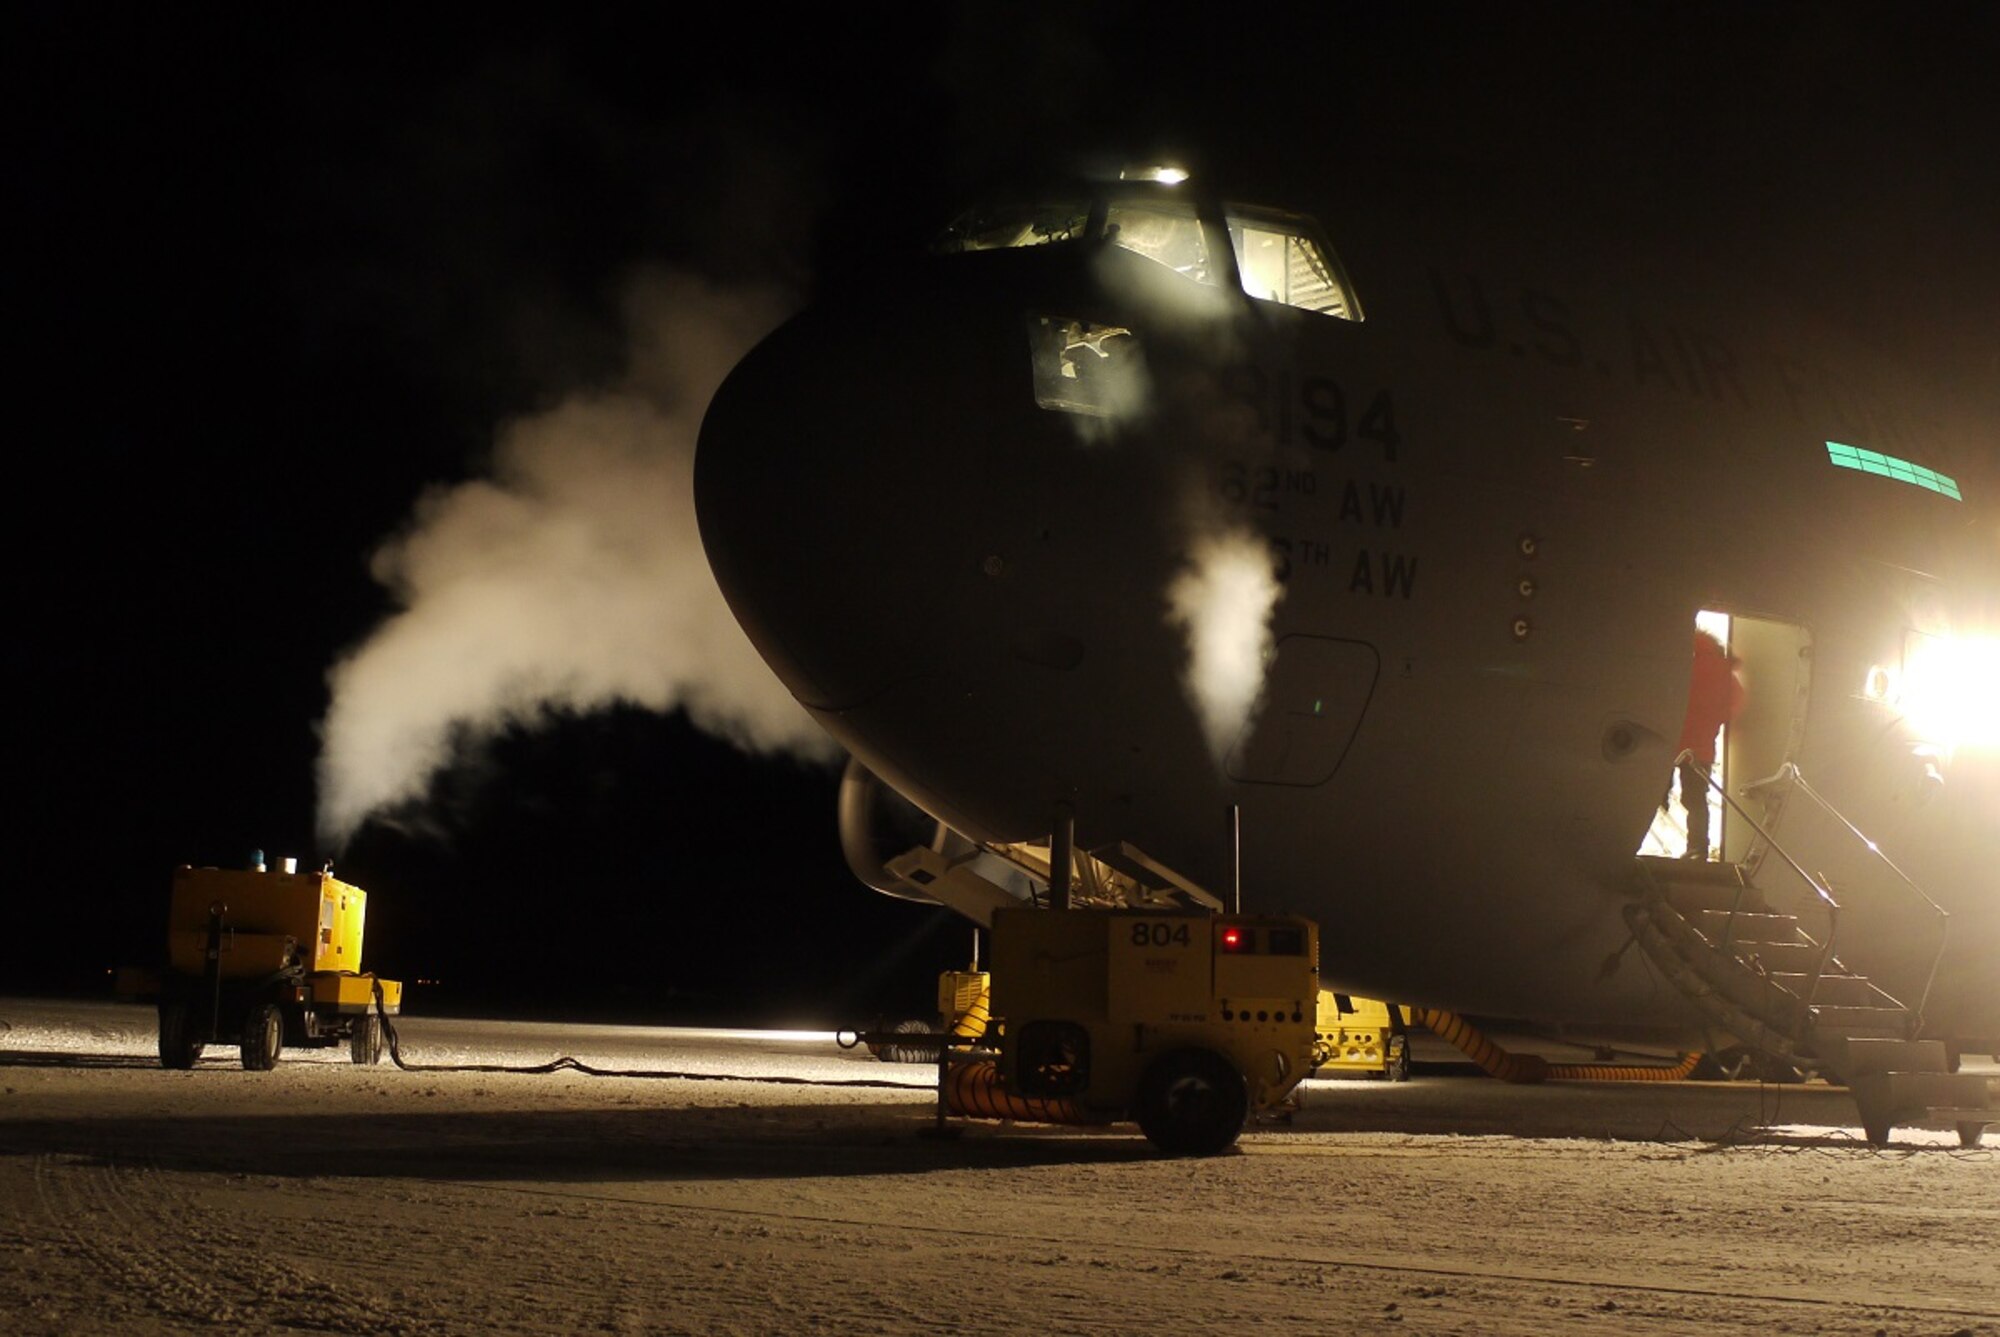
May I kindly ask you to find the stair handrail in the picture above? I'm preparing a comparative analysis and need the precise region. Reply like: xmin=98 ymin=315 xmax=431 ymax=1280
xmin=1672 ymin=749 xmax=1841 ymax=1029
xmin=1674 ymin=751 xmax=1840 ymax=917
xmin=1742 ymin=762 xmax=1951 ymax=1031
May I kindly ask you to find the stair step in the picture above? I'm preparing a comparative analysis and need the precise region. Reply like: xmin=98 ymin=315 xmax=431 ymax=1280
xmin=1768 ymin=973 xmax=1899 ymax=1008
xmin=1718 ymin=941 xmax=1823 ymax=974
xmin=1813 ymin=1036 xmax=1949 ymax=1077
xmin=1654 ymin=880 xmax=1759 ymax=916
xmin=1667 ymin=889 xmax=1768 ymax=918
xmin=1696 ymin=963 xmax=1818 ymax=1030
xmin=1806 ymin=1004 xmax=1913 ymax=1037
xmin=1630 ymin=861 xmax=1978 ymax=1148
xmin=1638 ymin=854 xmax=1749 ymax=885
xmin=1692 ymin=910 xmax=1812 ymax=949
xmin=1640 ymin=901 xmax=1911 ymax=1044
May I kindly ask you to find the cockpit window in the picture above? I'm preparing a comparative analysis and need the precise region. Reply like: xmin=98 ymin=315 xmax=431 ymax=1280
xmin=935 ymin=188 xmax=1362 ymax=320
xmin=936 ymin=201 xmax=1091 ymax=252
xmin=1103 ymin=200 xmax=1218 ymax=285
xmin=1228 ymin=215 xmax=1352 ymax=318
xmin=1101 ymin=203 xmax=1356 ymax=318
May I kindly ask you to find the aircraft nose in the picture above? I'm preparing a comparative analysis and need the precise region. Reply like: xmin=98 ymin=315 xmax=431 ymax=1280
xmin=695 ymin=299 xmax=1014 ymax=712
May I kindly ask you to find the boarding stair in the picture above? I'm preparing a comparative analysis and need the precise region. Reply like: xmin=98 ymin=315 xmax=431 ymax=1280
xmin=1625 ymin=763 xmax=1997 ymax=1147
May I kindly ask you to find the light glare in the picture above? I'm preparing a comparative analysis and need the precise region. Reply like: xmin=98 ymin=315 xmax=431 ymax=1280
xmin=1898 ymin=632 xmax=2000 ymax=749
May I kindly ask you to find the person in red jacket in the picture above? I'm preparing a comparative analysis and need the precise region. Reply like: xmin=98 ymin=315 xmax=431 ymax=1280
xmin=1674 ymin=629 xmax=1747 ymax=860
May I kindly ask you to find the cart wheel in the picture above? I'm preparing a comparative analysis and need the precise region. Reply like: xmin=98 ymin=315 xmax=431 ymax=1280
xmin=349 ymin=1014 xmax=384 ymax=1066
xmin=1133 ymin=1048 xmax=1249 ymax=1156
xmin=240 ymin=1002 xmax=284 ymax=1071
xmin=157 ymin=998 xmax=203 ymax=1070
xmin=1385 ymin=1035 xmax=1412 ymax=1083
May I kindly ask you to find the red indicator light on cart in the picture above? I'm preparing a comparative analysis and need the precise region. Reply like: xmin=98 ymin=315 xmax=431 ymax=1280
xmin=1220 ymin=926 xmax=1246 ymax=952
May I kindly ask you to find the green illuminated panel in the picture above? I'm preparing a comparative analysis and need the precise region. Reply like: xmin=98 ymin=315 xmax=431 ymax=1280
xmin=1825 ymin=442 xmax=1962 ymax=500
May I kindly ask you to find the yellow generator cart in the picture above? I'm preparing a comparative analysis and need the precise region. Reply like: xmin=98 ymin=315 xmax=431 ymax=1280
xmin=148 ymin=863 xmax=403 ymax=1071
xmin=989 ymin=906 xmax=1319 ymax=1154
xmin=1314 ymin=990 xmax=1412 ymax=1081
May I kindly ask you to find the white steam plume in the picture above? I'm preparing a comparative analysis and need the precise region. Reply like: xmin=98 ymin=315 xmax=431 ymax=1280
xmin=316 ymin=268 xmax=831 ymax=847
xmin=1165 ymin=526 xmax=1286 ymax=767
xmin=1079 ymin=242 xmax=1282 ymax=769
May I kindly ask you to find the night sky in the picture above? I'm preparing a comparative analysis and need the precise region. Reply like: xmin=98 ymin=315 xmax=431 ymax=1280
xmin=15 ymin=5 xmax=1996 ymax=1023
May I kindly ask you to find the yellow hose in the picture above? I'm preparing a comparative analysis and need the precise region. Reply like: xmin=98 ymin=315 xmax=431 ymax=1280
xmin=944 ymin=1059 xmax=1106 ymax=1124
xmin=948 ymin=975 xmax=991 ymax=1042
xmin=1545 ymin=1051 xmax=1702 ymax=1081
xmin=1416 ymin=1009 xmax=1698 ymax=1084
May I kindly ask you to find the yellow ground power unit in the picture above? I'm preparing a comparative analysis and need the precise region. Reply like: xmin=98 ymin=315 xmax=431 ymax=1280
xmin=987 ymin=906 xmax=1320 ymax=1154
xmin=1314 ymin=990 xmax=1412 ymax=1080
xmin=937 ymin=969 xmax=992 ymax=1041
xmin=128 ymin=858 xmax=402 ymax=1071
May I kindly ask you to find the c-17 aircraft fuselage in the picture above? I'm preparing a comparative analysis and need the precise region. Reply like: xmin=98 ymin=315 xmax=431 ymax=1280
xmin=696 ymin=178 xmax=1998 ymax=1049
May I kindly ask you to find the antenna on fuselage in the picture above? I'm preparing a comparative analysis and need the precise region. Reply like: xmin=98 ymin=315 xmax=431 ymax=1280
xmin=1229 ymin=803 xmax=1242 ymax=914
xmin=1049 ymin=802 xmax=1075 ymax=912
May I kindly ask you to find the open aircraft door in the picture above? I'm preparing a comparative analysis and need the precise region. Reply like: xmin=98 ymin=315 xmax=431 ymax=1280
xmin=1720 ymin=613 xmax=1814 ymax=865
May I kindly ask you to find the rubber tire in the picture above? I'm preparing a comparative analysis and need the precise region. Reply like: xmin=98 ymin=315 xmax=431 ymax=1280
xmin=1385 ymin=1036 xmax=1412 ymax=1083
xmin=157 ymin=998 xmax=203 ymax=1070
xmin=1133 ymin=1048 xmax=1249 ymax=1156
xmin=349 ymin=1014 xmax=384 ymax=1066
xmin=240 ymin=1002 xmax=284 ymax=1072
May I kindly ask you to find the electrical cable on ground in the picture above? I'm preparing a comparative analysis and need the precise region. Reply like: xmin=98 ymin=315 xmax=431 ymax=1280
xmin=356 ymin=986 xmax=1990 ymax=1156
xmin=366 ymin=981 xmax=932 ymax=1091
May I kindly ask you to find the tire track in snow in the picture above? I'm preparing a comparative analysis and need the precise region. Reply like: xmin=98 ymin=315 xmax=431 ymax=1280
xmin=425 ymin=1175 xmax=2000 ymax=1327
xmin=27 ymin=1150 xmax=447 ymax=1334
xmin=32 ymin=1148 xmax=240 ymax=1326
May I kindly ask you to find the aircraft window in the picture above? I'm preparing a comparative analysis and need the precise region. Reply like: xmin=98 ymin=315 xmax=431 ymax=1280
xmin=1230 ymin=223 xmax=1351 ymax=317
xmin=1103 ymin=202 xmax=1220 ymax=286
xmin=1102 ymin=201 xmax=1359 ymax=318
xmin=935 ymin=201 xmax=1091 ymax=252
xmin=936 ymin=191 xmax=1362 ymax=319
xmin=1026 ymin=314 xmax=1141 ymax=418
xmin=1266 ymin=926 xmax=1307 ymax=956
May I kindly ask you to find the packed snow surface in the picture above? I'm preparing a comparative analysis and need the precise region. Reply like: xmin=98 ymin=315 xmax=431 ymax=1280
xmin=3 ymin=999 xmax=1994 ymax=1335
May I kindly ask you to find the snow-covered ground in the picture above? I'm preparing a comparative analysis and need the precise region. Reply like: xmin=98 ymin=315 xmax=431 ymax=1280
xmin=3 ymin=998 xmax=1994 ymax=1335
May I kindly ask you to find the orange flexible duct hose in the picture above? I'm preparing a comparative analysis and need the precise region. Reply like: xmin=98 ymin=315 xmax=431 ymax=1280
xmin=948 ymin=978 xmax=991 ymax=1042
xmin=1418 ymin=1008 xmax=1550 ymax=1083
xmin=944 ymin=1059 xmax=1105 ymax=1124
xmin=1545 ymin=1051 xmax=1702 ymax=1081
xmin=1416 ymin=1009 xmax=1698 ymax=1084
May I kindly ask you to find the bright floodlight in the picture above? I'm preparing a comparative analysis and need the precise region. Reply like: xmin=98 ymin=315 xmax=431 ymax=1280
xmin=1120 ymin=164 xmax=1189 ymax=185
xmin=1897 ymin=632 xmax=2000 ymax=749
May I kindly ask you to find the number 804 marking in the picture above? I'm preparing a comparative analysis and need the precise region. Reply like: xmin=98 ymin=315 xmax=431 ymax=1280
xmin=1130 ymin=921 xmax=1193 ymax=948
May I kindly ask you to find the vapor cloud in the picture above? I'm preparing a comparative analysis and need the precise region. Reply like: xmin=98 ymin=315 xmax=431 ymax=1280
xmin=1072 ymin=243 xmax=1285 ymax=770
xmin=316 ymin=269 xmax=831 ymax=847
xmin=1165 ymin=525 xmax=1285 ymax=767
